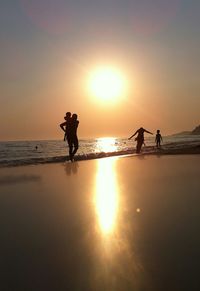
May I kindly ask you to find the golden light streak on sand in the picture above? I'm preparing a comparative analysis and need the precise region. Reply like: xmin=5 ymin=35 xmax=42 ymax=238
xmin=94 ymin=158 xmax=119 ymax=234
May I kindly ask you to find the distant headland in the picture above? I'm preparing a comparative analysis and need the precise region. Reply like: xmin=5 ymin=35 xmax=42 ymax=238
xmin=191 ymin=125 xmax=200 ymax=135
xmin=173 ymin=125 xmax=200 ymax=136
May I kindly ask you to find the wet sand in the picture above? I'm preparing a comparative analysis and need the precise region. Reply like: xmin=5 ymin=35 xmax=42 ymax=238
xmin=0 ymin=155 xmax=200 ymax=291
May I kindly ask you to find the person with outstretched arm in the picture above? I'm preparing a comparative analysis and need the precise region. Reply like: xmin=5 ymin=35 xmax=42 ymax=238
xmin=129 ymin=127 xmax=153 ymax=153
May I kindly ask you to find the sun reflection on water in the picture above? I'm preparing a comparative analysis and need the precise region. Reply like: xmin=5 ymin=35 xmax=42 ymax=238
xmin=96 ymin=137 xmax=118 ymax=153
xmin=92 ymin=158 xmax=146 ymax=290
xmin=94 ymin=158 xmax=119 ymax=234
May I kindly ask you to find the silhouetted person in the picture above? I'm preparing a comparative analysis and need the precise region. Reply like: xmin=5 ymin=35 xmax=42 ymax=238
xmin=155 ymin=129 xmax=162 ymax=148
xmin=60 ymin=112 xmax=71 ymax=140
xmin=60 ymin=112 xmax=73 ymax=159
xmin=70 ymin=113 xmax=79 ymax=161
xmin=60 ymin=112 xmax=79 ymax=162
xmin=129 ymin=127 xmax=153 ymax=153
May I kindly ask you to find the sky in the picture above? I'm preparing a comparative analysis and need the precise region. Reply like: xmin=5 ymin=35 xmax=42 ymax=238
xmin=0 ymin=0 xmax=200 ymax=141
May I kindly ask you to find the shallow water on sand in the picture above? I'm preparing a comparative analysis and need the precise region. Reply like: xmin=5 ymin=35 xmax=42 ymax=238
xmin=0 ymin=155 xmax=200 ymax=290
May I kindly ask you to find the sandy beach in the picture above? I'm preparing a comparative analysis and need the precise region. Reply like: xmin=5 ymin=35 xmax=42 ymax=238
xmin=0 ymin=154 xmax=200 ymax=291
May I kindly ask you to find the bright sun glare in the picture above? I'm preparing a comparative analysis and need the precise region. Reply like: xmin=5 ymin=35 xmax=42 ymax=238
xmin=89 ymin=67 xmax=126 ymax=101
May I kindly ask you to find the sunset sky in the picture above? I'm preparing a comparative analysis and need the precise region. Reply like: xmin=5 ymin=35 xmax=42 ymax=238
xmin=1 ymin=0 xmax=200 ymax=141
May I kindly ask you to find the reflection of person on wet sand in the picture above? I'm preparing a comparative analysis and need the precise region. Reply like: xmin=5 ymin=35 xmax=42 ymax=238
xmin=64 ymin=162 xmax=79 ymax=176
xmin=128 ymin=127 xmax=153 ymax=153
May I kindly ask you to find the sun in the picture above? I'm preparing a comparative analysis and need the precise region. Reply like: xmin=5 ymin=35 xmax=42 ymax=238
xmin=88 ymin=67 xmax=126 ymax=101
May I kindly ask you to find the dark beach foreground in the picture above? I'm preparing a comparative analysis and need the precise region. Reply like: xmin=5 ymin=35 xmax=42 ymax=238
xmin=0 ymin=154 xmax=200 ymax=291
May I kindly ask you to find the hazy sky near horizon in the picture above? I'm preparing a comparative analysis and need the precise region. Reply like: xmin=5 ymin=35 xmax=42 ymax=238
xmin=0 ymin=0 xmax=200 ymax=140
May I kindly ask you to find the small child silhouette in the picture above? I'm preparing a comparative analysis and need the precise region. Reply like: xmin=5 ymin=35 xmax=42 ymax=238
xmin=155 ymin=130 xmax=162 ymax=148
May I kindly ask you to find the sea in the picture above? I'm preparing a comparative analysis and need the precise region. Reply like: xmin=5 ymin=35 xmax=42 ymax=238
xmin=0 ymin=135 xmax=200 ymax=167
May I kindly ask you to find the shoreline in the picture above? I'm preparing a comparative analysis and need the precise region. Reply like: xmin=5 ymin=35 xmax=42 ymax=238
xmin=0 ymin=144 xmax=200 ymax=168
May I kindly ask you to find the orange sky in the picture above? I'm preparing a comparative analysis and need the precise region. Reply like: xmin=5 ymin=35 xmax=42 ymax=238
xmin=0 ymin=0 xmax=200 ymax=141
